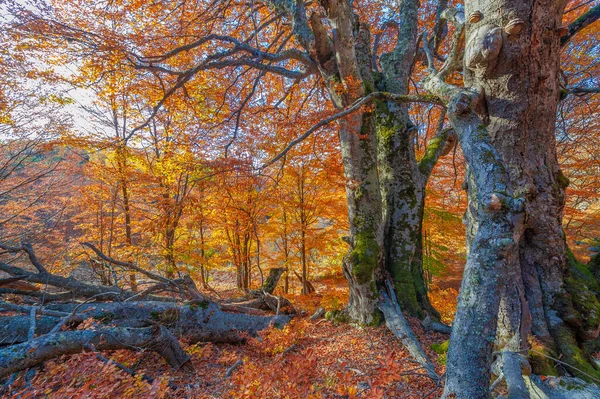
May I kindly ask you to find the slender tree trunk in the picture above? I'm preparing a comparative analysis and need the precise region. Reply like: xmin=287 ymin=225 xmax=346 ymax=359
xmin=282 ymin=209 xmax=290 ymax=294
xmin=198 ymin=219 xmax=209 ymax=289
xmin=115 ymin=144 xmax=137 ymax=291
xmin=164 ymin=225 xmax=177 ymax=279
xmin=301 ymin=227 xmax=308 ymax=295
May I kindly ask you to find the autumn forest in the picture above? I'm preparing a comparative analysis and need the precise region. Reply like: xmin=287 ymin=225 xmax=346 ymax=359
xmin=1 ymin=0 xmax=599 ymax=398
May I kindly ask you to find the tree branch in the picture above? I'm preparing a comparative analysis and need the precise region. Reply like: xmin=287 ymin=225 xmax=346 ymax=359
xmin=437 ymin=7 xmax=465 ymax=79
xmin=561 ymin=4 xmax=600 ymax=47
xmin=81 ymin=242 xmax=170 ymax=284
xmin=566 ymin=86 xmax=600 ymax=95
xmin=418 ymin=124 xmax=456 ymax=179
xmin=261 ymin=92 xmax=444 ymax=168
xmin=0 ymin=243 xmax=48 ymax=274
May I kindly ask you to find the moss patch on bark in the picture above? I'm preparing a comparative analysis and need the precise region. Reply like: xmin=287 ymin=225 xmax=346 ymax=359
xmin=351 ymin=232 xmax=379 ymax=285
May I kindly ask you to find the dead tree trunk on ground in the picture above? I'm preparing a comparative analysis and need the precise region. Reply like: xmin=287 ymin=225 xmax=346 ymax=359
xmin=0 ymin=244 xmax=292 ymax=378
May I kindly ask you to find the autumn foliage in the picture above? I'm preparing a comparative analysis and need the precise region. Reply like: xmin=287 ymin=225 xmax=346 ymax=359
xmin=0 ymin=0 xmax=599 ymax=397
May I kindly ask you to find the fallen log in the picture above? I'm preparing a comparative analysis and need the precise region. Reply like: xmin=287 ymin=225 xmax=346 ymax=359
xmin=0 ymin=315 xmax=60 ymax=346
xmin=224 ymin=267 xmax=295 ymax=314
xmin=0 ymin=288 xmax=74 ymax=302
xmin=0 ymin=260 xmax=174 ymax=302
xmin=0 ymin=277 xmax=39 ymax=291
xmin=0 ymin=244 xmax=293 ymax=380
xmin=1 ymin=300 xmax=292 ymax=345
xmin=0 ymin=325 xmax=190 ymax=378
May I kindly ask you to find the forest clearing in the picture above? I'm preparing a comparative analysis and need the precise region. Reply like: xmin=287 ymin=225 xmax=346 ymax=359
xmin=1 ymin=0 xmax=599 ymax=398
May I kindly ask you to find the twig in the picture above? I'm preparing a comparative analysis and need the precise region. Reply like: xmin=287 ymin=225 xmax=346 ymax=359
xmin=489 ymin=372 xmax=504 ymax=392
xmin=225 ymin=359 xmax=243 ymax=379
xmin=84 ymin=344 xmax=155 ymax=384
xmin=0 ymin=372 xmax=18 ymax=395
xmin=421 ymin=372 xmax=444 ymax=399
xmin=81 ymin=242 xmax=171 ymax=284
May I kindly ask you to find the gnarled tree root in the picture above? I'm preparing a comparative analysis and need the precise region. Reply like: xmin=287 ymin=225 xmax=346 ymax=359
xmin=378 ymin=282 xmax=439 ymax=381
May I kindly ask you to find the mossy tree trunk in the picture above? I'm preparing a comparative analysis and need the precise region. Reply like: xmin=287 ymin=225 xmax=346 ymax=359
xmin=374 ymin=0 xmax=449 ymax=320
xmin=429 ymin=0 xmax=600 ymax=396
xmin=303 ymin=0 xmax=452 ymax=324
xmin=465 ymin=0 xmax=600 ymax=384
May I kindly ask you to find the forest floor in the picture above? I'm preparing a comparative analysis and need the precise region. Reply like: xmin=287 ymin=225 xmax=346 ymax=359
xmin=2 ymin=275 xmax=454 ymax=399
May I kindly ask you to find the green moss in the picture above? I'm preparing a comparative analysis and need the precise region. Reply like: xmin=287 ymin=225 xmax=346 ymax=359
xmin=189 ymin=300 xmax=210 ymax=311
xmin=589 ymin=253 xmax=600 ymax=282
xmin=557 ymin=170 xmax=570 ymax=189
xmin=565 ymin=276 xmax=600 ymax=332
xmin=553 ymin=324 xmax=600 ymax=382
xmin=559 ymin=88 xmax=569 ymax=101
xmin=324 ymin=309 xmax=351 ymax=324
xmin=431 ymin=339 xmax=449 ymax=354
xmin=367 ymin=309 xmax=384 ymax=327
xmin=437 ymin=353 xmax=447 ymax=365
xmin=528 ymin=339 xmax=558 ymax=376
xmin=377 ymin=124 xmax=395 ymax=142
xmin=565 ymin=248 xmax=600 ymax=333
xmin=393 ymin=279 xmax=423 ymax=319
xmin=351 ymin=231 xmax=379 ymax=284
xmin=363 ymin=80 xmax=374 ymax=94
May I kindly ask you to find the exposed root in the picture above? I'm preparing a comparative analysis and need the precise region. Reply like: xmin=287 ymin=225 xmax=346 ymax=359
xmin=378 ymin=280 xmax=439 ymax=381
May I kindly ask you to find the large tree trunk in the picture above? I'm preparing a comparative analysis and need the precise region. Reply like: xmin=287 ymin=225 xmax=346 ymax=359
xmin=307 ymin=3 xmax=384 ymax=325
xmin=338 ymin=109 xmax=384 ymax=324
xmin=437 ymin=1 xmax=600 ymax=396
xmin=311 ymin=0 xmax=452 ymax=324
xmin=375 ymin=0 xmax=443 ymax=320
xmin=473 ymin=0 xmax=600 ymax=383
xmin=0 ymin=325 xmax=190 ymax=379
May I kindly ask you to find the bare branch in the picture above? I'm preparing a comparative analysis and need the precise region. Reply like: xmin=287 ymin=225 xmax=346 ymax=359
xmin=437 ymin=7 xmax=465 ymax=79
xmin=566 ymin=86 xmax=600 ymax=95
xmin=0 ymin=243 xmax=48 ymax=274
xmin=262 ymin=0 xmax=314 ymax=51
xmin=561 ymin=4 xmax=600 ymax=47
xmin=422 ymin=33 xmax=437 ymax=72
xmin=262 ymin=92 xmax=444 ymax=168
xmin=81 ymin=242 xmax=170 ymax=284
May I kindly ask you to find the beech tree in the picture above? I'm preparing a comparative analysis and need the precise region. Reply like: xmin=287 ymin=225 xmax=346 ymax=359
xmin=5 ymin=0 xmax=600 ymax=396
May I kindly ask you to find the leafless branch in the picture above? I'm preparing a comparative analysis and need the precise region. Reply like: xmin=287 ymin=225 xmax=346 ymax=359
xmin=262 ymin=92 xmax=444 ymax=168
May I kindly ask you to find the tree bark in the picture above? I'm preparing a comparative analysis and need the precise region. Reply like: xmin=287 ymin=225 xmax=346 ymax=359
xmin=431 ymin=1 xmax=600 ymax=395
xmin=1 ymin=300 xmax=291 ymax=346
xmin=0 ymin=325 xmax=190 ymax=379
